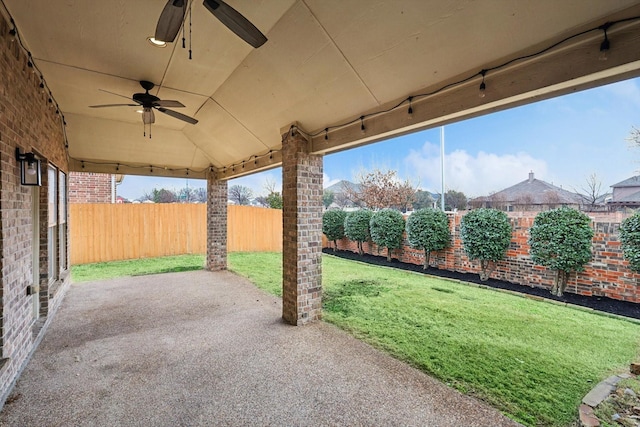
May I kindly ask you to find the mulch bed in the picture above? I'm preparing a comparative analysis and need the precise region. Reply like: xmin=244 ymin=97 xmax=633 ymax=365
xmin=323 ymin=248 xmax=640 ymax=320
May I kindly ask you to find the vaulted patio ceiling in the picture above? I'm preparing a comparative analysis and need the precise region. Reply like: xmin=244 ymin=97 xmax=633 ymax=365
xmin=4 ymin=0 xmax=640 ymax=179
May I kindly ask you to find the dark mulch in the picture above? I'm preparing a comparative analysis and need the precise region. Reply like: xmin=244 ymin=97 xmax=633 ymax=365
xmin=323 ymin=248 xmax=640 ymax=321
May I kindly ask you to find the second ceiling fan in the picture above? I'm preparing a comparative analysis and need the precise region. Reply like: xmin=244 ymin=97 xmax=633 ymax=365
xmin=155 ymin=0 xmax=267 ymax=49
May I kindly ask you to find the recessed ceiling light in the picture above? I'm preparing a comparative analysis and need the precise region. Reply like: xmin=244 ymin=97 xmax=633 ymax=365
xmin=147 ymin=37 xmax=167 ymax=48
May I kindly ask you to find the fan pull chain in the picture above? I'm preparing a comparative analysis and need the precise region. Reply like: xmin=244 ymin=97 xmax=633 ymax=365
xmin=188 ymin=1 xmax=193 ymax=60
xmin=182 ymin=2 xmax=186 ymax=49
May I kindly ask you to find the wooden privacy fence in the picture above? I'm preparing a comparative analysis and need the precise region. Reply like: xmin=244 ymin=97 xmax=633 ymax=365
xmin=70 ymin=204 xmax=282 ymax=265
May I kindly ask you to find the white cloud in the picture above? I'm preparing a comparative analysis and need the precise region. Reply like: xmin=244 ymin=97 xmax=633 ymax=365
xmin=405 ymin=142 xmax=548 ymax=197
xmin=323 ymin=173 xmax=341 ymax=189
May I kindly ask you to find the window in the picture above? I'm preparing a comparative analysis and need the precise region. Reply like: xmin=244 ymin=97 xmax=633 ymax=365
xmin=58 ymin=171 xmax=67 ymax=272
xmin=47 ymin=166 xmax=57 ymax=281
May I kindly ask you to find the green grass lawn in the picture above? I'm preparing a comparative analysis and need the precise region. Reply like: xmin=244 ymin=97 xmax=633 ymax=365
xmin=71 ymin=254 xmax=205 ymax=282
xmin=228 ymin=252 xmax=640 ymax=427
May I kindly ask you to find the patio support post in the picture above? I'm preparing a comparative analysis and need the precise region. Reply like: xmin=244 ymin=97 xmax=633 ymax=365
xmin=206 ymin=174 xmax=227 ymax=271
xmin=281 ymin=126 xmax=323 ymax=325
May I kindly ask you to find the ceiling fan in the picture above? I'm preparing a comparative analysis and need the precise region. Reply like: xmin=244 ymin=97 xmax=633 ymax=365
xmin=155 ymin=0 xmax=267 ymax=49
xmin=89 ymin=80 xmax=198 ymax=125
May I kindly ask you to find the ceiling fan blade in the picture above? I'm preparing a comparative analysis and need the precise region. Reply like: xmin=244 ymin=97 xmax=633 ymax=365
xmin=155 ymin=0 xmax=187 ymax=43
xmin=89 ymin=104 xmax=138 ymax=108
xmin=154 ymin=100 xmax=185 ymax=108
xmin=203 ymin=0 xmax=267 ymax=48
xmin=157 ymin=107 xmax=198 ymax=125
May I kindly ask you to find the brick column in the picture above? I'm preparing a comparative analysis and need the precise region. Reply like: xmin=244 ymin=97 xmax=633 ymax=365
xmin=206 ymin=175 xmax=227 ymax=271
xmin=282 ymin=129 xmax=323 ymax=325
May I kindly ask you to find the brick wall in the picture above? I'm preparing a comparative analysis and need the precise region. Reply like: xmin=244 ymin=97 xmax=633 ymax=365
xmin=282 ymin=131 xmax=323 ymax=325
xmin=206 ymin=175 xmax=227 ymax=271
xmin=0 ymin=13 xmax=70 ymax=404
xmin=68 ymin=172 xmax=113 ymax=203
xmin=329 ymin=212 xmax=640 ymax=303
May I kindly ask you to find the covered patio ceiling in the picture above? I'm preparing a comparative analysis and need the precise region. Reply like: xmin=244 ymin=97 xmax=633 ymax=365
xmin=4 ymin=0 xmax=640 ymax=179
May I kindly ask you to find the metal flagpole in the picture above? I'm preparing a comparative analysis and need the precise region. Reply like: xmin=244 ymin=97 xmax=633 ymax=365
xmin=440 ymin=126 xmax=445 ymax=211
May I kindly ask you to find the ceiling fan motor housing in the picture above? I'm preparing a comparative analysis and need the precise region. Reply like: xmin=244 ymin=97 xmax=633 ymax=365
xmin=133 ymin=93 xmax=160 ymax=107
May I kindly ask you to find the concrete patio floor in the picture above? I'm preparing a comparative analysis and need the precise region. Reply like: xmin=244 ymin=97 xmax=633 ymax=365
xmin=0 ymin=270 xmax=519 ymax=426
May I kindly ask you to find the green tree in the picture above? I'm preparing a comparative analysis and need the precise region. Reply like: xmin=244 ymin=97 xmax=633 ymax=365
xmin=460 ymin=208 xmax=512 ymax=281
xmin=438 ymin=190 xmax=467 ymax=211
xmin=529 ymin=207 xmax=593 ymax=296
xmin=323 ymin=190 xmax=335 ymax=208
xmin=413 ymin=190 xmax=434 ymax=210
xmin=142 ymin=188 xmax=178 ymax=203
xmin=266 ymin=192 xmax=283 ymax=209
xmin=406 ymin=208 xmax=450 ymax=269
xmin=344 ymin=210 xmax=373 ymax=255
xmin=618 ymin=212 xmax=640 ymax=272
xmin=322 ymin=209 xmax=347 ymax=251
xmin=370 ymin=209 xmax=405 ymax=261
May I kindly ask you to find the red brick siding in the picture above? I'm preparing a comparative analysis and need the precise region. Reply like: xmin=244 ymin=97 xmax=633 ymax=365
xmin=0 ymin=13 xmax=70 ymax=403
xmin=328 ymin=212 xmax=640 ymax=303
xmin=68 ymin=172 xmax=113 ymax=203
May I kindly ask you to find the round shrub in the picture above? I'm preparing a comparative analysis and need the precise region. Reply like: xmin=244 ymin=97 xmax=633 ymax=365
xmin=344 ymin=210 xmax=373 ymax=255
xmin=529 ymin=207 xmax=593 ymax=296
xmin=406 ymin=208 xmax=450 ymax=269
xmin=620 ymin=212 xmax=640 ymax=272
xmin=322 ymin=209 xmax=347 ymax=251
xmin=460 ymin=208 xmax=512 ymax=281
xmin=370 ymin=209 xmax=405 ymax=261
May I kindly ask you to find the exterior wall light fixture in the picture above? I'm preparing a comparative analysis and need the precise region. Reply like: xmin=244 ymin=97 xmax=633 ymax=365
xmin=15 ymin=148 xmax=41 ymax=186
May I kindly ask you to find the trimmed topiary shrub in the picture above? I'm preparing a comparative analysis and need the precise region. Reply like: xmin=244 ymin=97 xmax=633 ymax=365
xmin=344 ymin=210 xmax=373 ymax=256
xmin=460 ymin=208 xmax=512 ymax=281
xmin=322 ymin=209 xmax=347 ymax=251
xmin=370 ymin=209 xmax=405 ymax=261
xmin=529 ymin=207 xmax=594 ymax=296
xmin=619 ymin=212 xmax=640 ymax=272
xmin=406 ymin=208 xmax=450 ymax=269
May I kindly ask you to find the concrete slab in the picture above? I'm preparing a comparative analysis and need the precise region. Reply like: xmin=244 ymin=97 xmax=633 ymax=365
xmin=582 ymin=376 xmax=622 ymax=407
xmin=0 ymin=271 xmax=519 ymax=426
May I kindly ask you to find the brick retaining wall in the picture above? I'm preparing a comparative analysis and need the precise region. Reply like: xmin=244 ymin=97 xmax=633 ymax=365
xmin=327 ymin=212 xmax=640 ymax=302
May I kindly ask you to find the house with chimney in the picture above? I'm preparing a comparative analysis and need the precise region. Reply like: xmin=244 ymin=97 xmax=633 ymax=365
xmin=470 ymin=172 xmax=584 ymax=212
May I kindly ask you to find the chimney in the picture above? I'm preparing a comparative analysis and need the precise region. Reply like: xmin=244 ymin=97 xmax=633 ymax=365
xmin=528 ymin=171 xmax=534 ymax=182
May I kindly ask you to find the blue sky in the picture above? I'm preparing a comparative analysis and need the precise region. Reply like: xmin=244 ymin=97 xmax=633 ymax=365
xmin=117 ymin=77 xmax=640 ymax=200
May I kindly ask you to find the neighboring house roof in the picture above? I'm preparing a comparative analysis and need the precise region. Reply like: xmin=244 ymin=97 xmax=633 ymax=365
xmin=611 ymin=175 xmax=640 ymax=188
xmin=472 ymin=172 xmax=583 ymax=205
xmin=324 ymin=180 xmax=360 ymax=194
xmin=608 ymin=189 xmax=640 ymax=204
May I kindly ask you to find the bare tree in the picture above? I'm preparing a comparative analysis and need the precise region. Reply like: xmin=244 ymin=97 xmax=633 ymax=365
xmin=578 ymin=173 xmax=603 ymax=211
xmin=193 ymin=187 xmax=207 ymax=203
xmin=543 ymin=191 xmax=561 ymax=208
xmin=514 ymin=194 xmax=534 ymax=211
xmin=263 ymin=177 xmax=279 ymax=195
xmin=489 ymin=192 xmax=509 ymax=211
xmin=228 ymin=185 xmax=253 ymax=205
xmin=334 ymin=190 xmax=354 ymax=208
xmin=627 ymin=126 xmax=640 ymax=147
